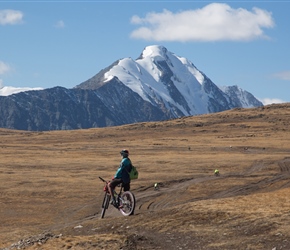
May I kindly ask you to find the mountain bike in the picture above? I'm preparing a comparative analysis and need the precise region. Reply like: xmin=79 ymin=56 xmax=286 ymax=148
xmin=99 ymin=176 xmax=136 ymax=219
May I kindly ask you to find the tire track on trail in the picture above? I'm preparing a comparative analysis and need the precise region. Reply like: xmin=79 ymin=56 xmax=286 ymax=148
xmin=134 ymin=159 xmax=290 ymax=212
xmin=135 ymin=176 xmax=217 ymax=211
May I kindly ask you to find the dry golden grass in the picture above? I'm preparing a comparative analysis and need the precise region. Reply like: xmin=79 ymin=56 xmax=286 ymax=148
xmin=1 ymin=103 xmax=290 ymax=249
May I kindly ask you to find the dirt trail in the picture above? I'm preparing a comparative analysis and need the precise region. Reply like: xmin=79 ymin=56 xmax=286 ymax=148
xmin=98 ymin=159 xmax=290 ymax=218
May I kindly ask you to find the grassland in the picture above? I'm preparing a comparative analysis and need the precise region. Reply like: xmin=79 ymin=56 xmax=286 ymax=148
xmin=1 ymin=103 xmax=290 ymax=249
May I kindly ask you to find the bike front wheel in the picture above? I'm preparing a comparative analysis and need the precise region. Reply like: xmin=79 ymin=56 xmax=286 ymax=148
xmin=119 ymin=191 xmax=135 ymax=216
xmin=101 ymin=193 xmax=111 ymax=219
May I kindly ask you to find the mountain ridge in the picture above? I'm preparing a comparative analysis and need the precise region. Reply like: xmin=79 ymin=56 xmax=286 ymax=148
xmin=0 ymin=45 xmax=263 ymax=131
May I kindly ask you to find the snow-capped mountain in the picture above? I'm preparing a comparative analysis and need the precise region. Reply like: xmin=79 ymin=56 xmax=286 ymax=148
xmin=0 ymin=45 xmax=263 ymax=131
xmin=77 ymin=45 xmax=262 ymax=117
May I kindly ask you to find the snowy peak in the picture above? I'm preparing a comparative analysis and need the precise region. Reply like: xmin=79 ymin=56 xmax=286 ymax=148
xmin=99 ymin=46 xmax=206 ymax=116
xmin=139 ymin=45 xmax=205 ymax=84
xmin=79 ymin=45 xmax=262 ymax=117
xmin=140 ymin=45 xmax=169 ymax=59
xmin=222 ymin=85 xmax=263 ymax=108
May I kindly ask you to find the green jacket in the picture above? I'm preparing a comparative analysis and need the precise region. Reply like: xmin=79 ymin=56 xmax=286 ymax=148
xmin=114 ymin=157 xmax=132 ymax=184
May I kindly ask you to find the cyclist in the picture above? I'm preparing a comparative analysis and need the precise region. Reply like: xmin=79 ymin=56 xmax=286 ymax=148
xmin=108 ymin=149 xmax=132 ymax=207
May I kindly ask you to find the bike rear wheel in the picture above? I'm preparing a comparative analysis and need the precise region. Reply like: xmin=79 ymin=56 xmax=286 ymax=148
xmin=119 ymin=191 xmax=135 ymax=216
xmin=101 ymin=193 xmax=111 ymax=219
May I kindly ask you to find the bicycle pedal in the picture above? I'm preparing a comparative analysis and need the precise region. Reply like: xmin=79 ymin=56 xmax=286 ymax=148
xmin=111 ymin=201 xmax=119 ymax=208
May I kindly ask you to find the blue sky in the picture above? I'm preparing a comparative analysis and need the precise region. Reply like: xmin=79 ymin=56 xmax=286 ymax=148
xmin=0 ymin=1 xmax=289 ymax=105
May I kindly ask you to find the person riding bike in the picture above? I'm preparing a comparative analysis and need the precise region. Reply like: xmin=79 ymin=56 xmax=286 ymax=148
xmin=108 ymin=149 xmax=132 ymax=208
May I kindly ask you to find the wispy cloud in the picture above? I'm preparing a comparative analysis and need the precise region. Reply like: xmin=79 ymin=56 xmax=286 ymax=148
xmin=260 ymin=98 xmax=285 ymax=105
xmin=0 ymin=61 xmax=10 ymax=75
xmin=130 ymin=3 xmax=274 ymax=42
xmin=0 ymin=61 xmax=11 ymax=88
xmin=272 ymin=70 xmax=290 ymax=81
xmin=55 ymin=20 xmax=65 ymax=28
xmin=0 ymin=9 xmax=23 ymax=25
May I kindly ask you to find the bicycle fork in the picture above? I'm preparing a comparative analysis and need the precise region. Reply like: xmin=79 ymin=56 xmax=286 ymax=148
xmin=102 ymin=193 xmax=110 ymax=209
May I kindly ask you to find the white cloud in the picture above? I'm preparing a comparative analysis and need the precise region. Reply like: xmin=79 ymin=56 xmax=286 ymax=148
xmin=0 ymin=61 xmax=11 ymax=88
xmin=0 ymin=61 xmax=10 ymax=75
xmin=55 ymin=20 xmax=65 ymax=28
xmin=260 ymin=98 xmax=285 ymax=105
xmin=0 ymin=9 xmax=23 ymax=25
xmin=272 ymin=70 xmax=290 ymax=81
xmin=130 ymin=3 xmax=274 ymax=42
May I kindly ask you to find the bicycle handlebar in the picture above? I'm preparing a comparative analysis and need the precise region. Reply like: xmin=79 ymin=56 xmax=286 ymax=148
xmin=99 ymin=176 xmax=107 ymax=183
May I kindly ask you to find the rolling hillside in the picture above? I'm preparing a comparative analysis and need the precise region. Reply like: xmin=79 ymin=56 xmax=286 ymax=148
xmin=0 ymin=103 xmax=290 ymax=249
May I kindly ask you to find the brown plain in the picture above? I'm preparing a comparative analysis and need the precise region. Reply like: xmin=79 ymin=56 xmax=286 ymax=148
xmin=1 ymin=103 xmax=290 ymax=250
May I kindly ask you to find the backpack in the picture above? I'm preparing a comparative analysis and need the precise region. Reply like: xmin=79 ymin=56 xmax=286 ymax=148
xmin=129 ymin=165 xmax=139 ymax=180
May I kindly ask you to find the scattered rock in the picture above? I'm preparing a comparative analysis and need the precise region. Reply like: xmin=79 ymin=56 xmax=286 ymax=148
xmin=2 ymin=233 xmax=60 ymax=250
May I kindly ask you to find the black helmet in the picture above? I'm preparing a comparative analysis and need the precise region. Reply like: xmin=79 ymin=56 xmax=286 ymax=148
xmin=120 ymin=149 xmax=129 ymax=157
